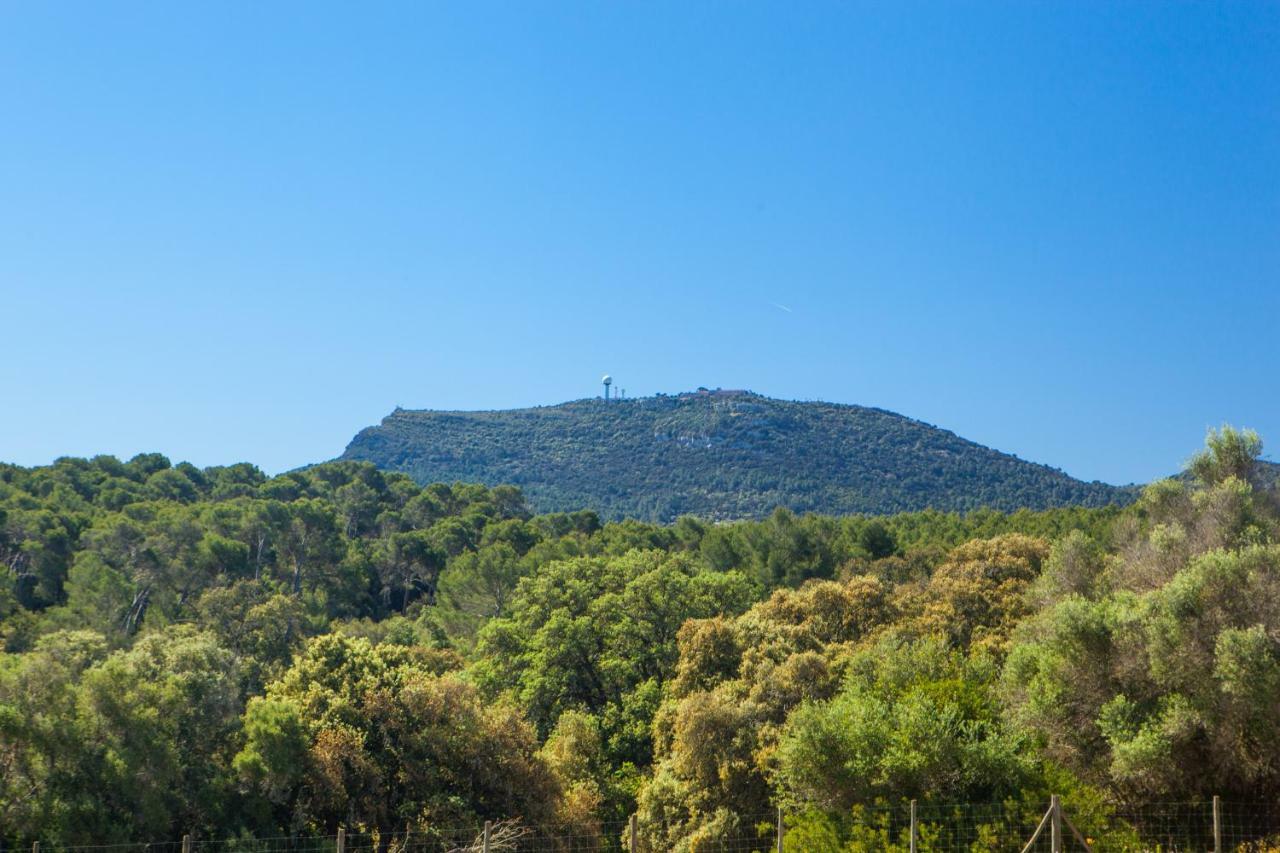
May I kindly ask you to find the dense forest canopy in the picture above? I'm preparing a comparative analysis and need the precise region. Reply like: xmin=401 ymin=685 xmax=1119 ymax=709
xmin=340 ymin=392 xmax=1137 ymax=521
xmin=1 ymin=427 xmax=1278 ymax=850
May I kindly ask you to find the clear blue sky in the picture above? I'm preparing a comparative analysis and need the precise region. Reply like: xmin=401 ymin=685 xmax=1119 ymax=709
xmin=2 ymin=2 xmax=1277 ymax=486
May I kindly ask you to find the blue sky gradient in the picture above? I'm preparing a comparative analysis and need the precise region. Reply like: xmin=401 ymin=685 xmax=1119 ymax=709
xmin=2 ymin=2 xmax=1277 ymax=485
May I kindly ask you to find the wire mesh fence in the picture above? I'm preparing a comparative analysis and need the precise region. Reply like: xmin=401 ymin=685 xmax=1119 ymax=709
xmin=15 ymin=798 xmax=1280 ymax=853
xmin=1088 ymin=800 xmax=1280 ymax=852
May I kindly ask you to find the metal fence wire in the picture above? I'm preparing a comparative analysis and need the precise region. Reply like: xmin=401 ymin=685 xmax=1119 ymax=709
xmin=16 ymin=797 xmax=1280 ymax=853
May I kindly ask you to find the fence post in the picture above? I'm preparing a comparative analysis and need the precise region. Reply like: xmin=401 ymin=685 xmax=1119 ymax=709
xmin=182 ymin=835 xmax=191 ymax=853
xmin=1213 ymin=795 xmax=1221 ymax=853
xmin=1050 ymin=795 xmax=1062 ymax=853
xmin=482 ymin=820 xmax=492 ymax=853
xmin=31 ymin=843 xmax=39 ymax=853
xmin=336 ymin=828 xmax=345 ymax=853
xmin=629 ymin=814 xmax=638 ymax=853
xmin=776 ymin=805 xmax=784 ymax=853
xmin=910 ymin=799 xmax=918 ymax=853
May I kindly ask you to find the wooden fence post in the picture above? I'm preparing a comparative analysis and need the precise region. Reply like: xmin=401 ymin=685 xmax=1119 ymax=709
xmin=337 ymin=827 xmax=345 ymax=853
xmin=1020 ymin=803 xmax=1052 ymax=853
xmin=182 ymin=835 xmax=191 ymax=853
xmin=1050 ymin=795 xmax=1062 ymax=853
xmin=910 ymin=799 xmax=918 ymax=853
xmin=629 ymin=814 xmax=638 ymax=853
xmin=776 ymin=805 xmax=784 ymax=853
xmin=31 ymin=843 xmax=38 ymax=853
xmin=1213 ymin=795 xmax=1221 ymax=853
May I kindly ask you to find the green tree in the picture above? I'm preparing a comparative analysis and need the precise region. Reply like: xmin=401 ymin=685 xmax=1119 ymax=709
xmin=374 ymin=529 xmax=445 ymax=611
xmin=777 ymin=637 xmax=1028 ymax=809
xmin=474 ymin=550 xmax=753 ymax=768
xmin=857 ymin=520 xmax=897 ymax=560
xmin=236 ymin=633 xmax=558 ymax=844
xmin=1188 ymin=425 xmax=1264 ymax=487
xmin=437 ymin=542 xmax=525 ymax=642
xmin=0 ymin=627 xmax=244 ymax=843
xmin=1004 ymin=430 xmax=1280 ymax=803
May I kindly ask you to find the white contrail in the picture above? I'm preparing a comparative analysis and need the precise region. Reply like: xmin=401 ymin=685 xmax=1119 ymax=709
xmin=772 ymin=302 xmax=793 ymax=313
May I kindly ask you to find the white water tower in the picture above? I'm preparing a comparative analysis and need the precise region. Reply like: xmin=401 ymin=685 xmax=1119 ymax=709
xmin=602 ymin=374 xmax=612 ymax=400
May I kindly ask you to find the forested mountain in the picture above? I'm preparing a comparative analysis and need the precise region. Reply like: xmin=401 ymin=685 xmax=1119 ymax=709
xmin=340 ymin=390 xmax=1134 ymax=521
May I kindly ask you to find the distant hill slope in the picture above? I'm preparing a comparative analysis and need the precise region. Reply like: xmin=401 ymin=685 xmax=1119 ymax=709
xmin=1259 ymin=461 xmax=1280 ymax=491
xmin=339 ymin=390 xmax=1137 ymax=522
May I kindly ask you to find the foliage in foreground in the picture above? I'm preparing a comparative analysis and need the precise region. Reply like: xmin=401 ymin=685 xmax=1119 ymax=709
xmin=0 ymin=427 xmax=1276 ymax=849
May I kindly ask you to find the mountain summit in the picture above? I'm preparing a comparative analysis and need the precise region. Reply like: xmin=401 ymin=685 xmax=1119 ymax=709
xmin=339 ymin=390 xmax=1132 ymax=521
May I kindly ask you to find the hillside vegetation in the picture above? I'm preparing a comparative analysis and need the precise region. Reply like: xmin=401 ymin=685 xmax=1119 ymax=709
xmin=340 ymin=390 xmax=1133 ymax=521
xmin=1 ymin=427 xmax=1278 ymax=850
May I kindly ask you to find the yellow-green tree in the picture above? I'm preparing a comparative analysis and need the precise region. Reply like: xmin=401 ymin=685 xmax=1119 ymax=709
xmin=235 ymin=633 xmax=559 ymax=843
